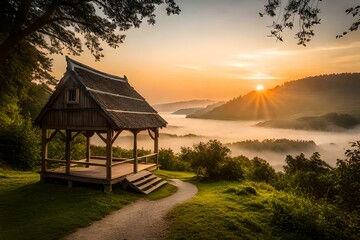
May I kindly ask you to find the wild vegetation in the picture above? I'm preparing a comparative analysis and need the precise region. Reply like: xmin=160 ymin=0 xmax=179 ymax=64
xmin=163 ymin=140 xmax=360 ymax=240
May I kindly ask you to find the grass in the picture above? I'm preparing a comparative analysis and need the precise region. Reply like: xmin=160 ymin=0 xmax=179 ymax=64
xmin=166 ymin=180 xmax=279 ymax=240
xmin=153 ymin=169 xmax=196 ymax=181
xmin=0 ymin=168 xmax=177 ymax=240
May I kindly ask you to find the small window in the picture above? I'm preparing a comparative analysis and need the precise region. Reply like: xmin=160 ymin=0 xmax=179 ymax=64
xmin=66 ymin=88 xmax=79 ymax=104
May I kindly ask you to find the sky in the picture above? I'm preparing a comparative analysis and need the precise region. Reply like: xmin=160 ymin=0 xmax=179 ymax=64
xmin=51 ymin=0 xmax=360 ymax=104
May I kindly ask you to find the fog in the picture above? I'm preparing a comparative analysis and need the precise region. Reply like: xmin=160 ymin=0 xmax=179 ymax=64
xmin=93 ymin=113 xmax=360 ymax=171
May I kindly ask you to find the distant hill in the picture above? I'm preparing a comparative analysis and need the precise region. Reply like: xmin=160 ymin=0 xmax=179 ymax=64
xmin=190 ymin=73 xmax=360 ymax=120
xmin=257 ymin=113 xmax=360 ymax=131
xmin=186 ymin=101 xmax=225 ymax=118
xmin=172 ymin=108 xmax=203 ymax=115
xmin=153 ymin=100 xmax=216 ymax=112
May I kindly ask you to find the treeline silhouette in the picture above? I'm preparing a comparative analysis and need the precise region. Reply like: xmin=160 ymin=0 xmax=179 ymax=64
xmin=227 ymin=139 xmax=317 ymax=153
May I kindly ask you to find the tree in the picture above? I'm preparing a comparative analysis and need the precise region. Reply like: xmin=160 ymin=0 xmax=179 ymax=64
xmin=261 ymin=0 xmax=360 ymax=46
xmin=0 ymin=0 xmax=180 ymax=121
xmin=334 ymin=141 xmax=360 ymax=208
xmin=0 ymin=0 xmax=180 ymax=64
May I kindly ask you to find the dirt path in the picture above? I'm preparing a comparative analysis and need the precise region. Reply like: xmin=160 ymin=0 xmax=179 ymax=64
xmin=64 ymin=179 xmax=198 ymax=240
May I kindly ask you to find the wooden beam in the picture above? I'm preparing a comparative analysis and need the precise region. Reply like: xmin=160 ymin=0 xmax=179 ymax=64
xmin=65 ymin=130 xmax=71 ymax=175
xmin=70 ymin=130 xmax=82 ymax=141
xmin=41 ymin=128 xmax=48 ymax=173
xmin=96 ymin=131 xmax=107 ymax=144
xmin=133 ymin=130 xmax=138 ymax=173
xmin=148 ymin=128 xmax=155 ymax=140
xmin=154 ymin=128 xmax=159 ymax=165
xmin=46 ymin=129 xmax=59 ymax=143
xmin=112 ymin=130 xmax=122 ymax=144
xmin=106 ymin=129 xmax=113 ymax=181
xmin=86 ymin=131 xmax=91 ymax=168
xmin=58 ymin=130 xmax=66 ymax=141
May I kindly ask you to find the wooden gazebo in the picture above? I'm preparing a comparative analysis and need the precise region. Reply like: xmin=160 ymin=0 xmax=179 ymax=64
xmin=35 ymin=57 xmax=167 ymax=192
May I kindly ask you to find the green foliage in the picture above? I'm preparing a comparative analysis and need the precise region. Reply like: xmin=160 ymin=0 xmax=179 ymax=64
xmin=19 ymin=83 xmax=52 ymax=120
xmin=270 ymin=194 xmax=359 ymax=240
xmin=158 ymin=148 xmax=191 ymax=171
xmin=187 ymin=140 xmax=234 ymax=180
xmin=220 ymin=157 xmax=244 ymax=181
xmin=90 ymin=145 xmax=150 ymax=159
xmin=0 ymin=119 xmax=40 ymax=170
xmin=244 ymin=157 xmax=277 ymax=184
xmin=334 ymin=141 xmax=360 ymax=209
xmin=279 ymin=152 xmax=335 ymax=199
xmin=0 ymin=1 xmax=180 ymax=62
xmin=284 ymin=152 xmax=332 ymax=174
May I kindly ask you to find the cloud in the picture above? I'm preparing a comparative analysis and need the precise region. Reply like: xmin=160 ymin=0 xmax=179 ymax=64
xmin=175 ymin=64 xmax=203 ymax=71
xmin=234 ymin=72 xmax=280 ymax=80
xmin=219 ymin=61 xmax=255 ymax=68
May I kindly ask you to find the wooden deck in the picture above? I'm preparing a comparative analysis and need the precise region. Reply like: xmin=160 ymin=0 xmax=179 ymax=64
xmin=41 ymin=162 xmax=158 ymax=185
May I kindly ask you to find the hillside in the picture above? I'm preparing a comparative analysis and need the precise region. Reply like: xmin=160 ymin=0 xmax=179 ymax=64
xmin=257 ymin=113 xmax=360 ymax=131
xmin=188 ymin=73 xmax=360 ymax=120
xmin=172 ymin=108 xmax=203 ymax=115
xmin=153 ymin=100 xmax=216 ymax=112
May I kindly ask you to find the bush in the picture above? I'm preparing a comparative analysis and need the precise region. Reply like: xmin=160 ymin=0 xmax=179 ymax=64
xmin=0 ymin=119 xmax=40 ymax=170
xmin=245 ymin=157 xmax=277 ymax=184
xmin=189 ymin=140 xmax=232 ymax=180
xmin=271 ymin=194 xmax=359 ymax=239
xmin=280 ymin=153 xmax=335 ymax=199
xmin=334 ymin=141 xmax=360 ymax=209
xmin=220 ymin=157 xmax=244 ymax=181
xmin=158 ymin=148 xmax=191 ymax=171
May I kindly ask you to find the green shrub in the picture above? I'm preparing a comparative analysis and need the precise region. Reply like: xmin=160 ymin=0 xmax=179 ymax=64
xmin=279 ymin=152 xmax=335 ymax=199
xmin=223 ymin=186 xmax=257 ymax=196
xmin=0 ymin=119 xmax=40 ymax=170
xmin=158 ymin=148 xmax=191 ymax=171
xmin=220 ymin=157 xmax=244 ymax=181
xmin=270 ymin=194 xmax=359 ymax=239
xmin=334 ymin=141 xmax=360 ymax=209
xmin=245 ymin=157 xmax=277 ymax=184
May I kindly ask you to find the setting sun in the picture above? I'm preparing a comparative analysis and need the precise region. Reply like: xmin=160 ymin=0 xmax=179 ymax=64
xmin=256 ymin=84 xmax=264 ymax=91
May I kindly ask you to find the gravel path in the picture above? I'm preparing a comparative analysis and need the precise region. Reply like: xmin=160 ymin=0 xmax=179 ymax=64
xmin=64 ymin=179 xmax=198 ymax=240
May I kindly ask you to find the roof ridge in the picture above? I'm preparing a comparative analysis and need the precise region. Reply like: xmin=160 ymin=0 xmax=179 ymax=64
xmin=66 ymin=56 xmax=127 ymax=82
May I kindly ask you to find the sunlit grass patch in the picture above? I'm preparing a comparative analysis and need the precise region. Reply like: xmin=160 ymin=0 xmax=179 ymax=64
xmin=153 ymin=169 xmax=196 ymax=181
xmin=166 ymin=181 xmax=277 ymax=240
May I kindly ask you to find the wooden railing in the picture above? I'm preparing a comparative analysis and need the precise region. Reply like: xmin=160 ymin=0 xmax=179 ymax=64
xmin=45 ymin=153 xmax=157 ymax=168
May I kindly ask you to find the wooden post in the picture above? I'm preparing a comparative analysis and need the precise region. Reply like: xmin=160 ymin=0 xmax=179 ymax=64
xmin=41 ymin=128 xmax=48 ymax=173
xmin=154 ymin=128 xmax=159 ymax=165
xmin=133 ymin=131 xmax=138 ymax=173
xmin=86 ymin=131 xmax=91 ymax=168
xmin=65 ymin=130 xmax=71 ymax=175
xmin=106 ymin=129 xmax=113 ymax=181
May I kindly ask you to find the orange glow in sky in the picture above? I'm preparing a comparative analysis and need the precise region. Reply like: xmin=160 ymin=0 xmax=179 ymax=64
xmin=51 ymin=0 xmax=360 ymax=104
xmin=256 ymin=84 xmax=264 ymax=91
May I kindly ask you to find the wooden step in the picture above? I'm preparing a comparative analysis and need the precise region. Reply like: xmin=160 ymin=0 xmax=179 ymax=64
xmin=124 ymin=170 xmax=167 ymax=194
xmin=126 ymin=170 xmax=153 ymax=182
xmin=133 ymin=175 xmax=157 ymax=187
xmin=137 ymin=177 xmax=163 ymax=190
xmin=143 ymin=180 xmax=167 ymax=195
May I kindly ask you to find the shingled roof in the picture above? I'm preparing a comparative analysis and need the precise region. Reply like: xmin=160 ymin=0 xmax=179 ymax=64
xmin=36 ymin=57 xmax=167 ymax=130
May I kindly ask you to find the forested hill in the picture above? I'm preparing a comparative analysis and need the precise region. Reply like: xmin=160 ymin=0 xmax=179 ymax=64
xmin=188 ymin=73 xmax=360 ymax=120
